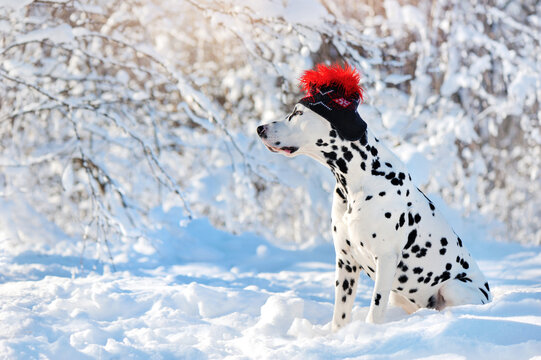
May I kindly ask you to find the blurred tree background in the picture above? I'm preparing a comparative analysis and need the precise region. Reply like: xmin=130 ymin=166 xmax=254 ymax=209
xmin=0 ymin=0 xmax=539 ymax=254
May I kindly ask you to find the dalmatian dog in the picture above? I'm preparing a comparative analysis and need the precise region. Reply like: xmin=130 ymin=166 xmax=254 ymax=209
xmin=256 ymin=64 xmax=491 ymax=331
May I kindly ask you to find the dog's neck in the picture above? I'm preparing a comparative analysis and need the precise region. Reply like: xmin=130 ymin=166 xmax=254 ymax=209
xmin=309 ymin=128 xmax=404 ymax=205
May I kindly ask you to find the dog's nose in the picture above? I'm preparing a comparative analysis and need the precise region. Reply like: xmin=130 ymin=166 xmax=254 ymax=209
xmin=257 ymin=125 xmax=267 ymax=138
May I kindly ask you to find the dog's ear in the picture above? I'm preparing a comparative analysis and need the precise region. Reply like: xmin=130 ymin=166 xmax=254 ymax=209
xmin=332 ymin=111 xmax=368 ymax=142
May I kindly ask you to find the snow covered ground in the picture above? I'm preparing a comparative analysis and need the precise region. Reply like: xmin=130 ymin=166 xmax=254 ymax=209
xmin=0 ymin=196 xmax=540 ymax=359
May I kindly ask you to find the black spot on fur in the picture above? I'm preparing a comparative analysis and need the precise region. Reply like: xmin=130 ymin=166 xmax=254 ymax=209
xmin=374 ymin=293 xmax=381 ymax=306
xmin=330 ymin=130 xmax=337 ymax=138
xmin=365 ymin=195 xmax=373 ymax=201
xmin=367 ymin=266 xmax=375 ymax=273
xmin=379 ymin=191 xmax=386 ymax=197
xmin=372 ymin=233 xmax=376 ymax=238
xmin=479 ymin=287 xmax=489 ymax=300
xmin=359 ymin=132 xmax=368 ymax=146
xmin=425 ymin=241 xmax=432 ymax=248
xmin=361 ymin=162 xmax=366 ymax=171
xmin=446 ymin=263 xmax=452 ymax=270
xmin=385 ymin=212 xmax=392 ymax=219
xmin=427 ymin=295 xmax=436 ymax=308
xmin=440 ymin=271 xmax=451 ymax=282
xmin=342 ymin=295 xmax=347 ymax=302
xmin=439 ymin=248 xmax=447 ymax=255
xmin=342 ymin=313 xmax=346 ymax=319
xmin=413 ymin=267 xmax=423 ymax=274
xmin=372 ymin=169 xmax=386 ymax=176
xmin=404 ymin=229 xmax=417 ymax=250
xmin=408 ymin=213 xmax=415 ymax=226
xmin=350 ymin=143 xmax=368 ymax=160
xmin=440 ymin=238 xmax=448 ymax=246
xmin=409 ymin=288 xmax=417 ymax=293
xmin=484 ymin=282 xmax=490 ymax=291
xmin=455 ymin=272 xmax=472 ymax=283
xmin=336 ymin=158 xmax=348 ymax=173
xmin=399 ymin=213 xmax=405 ymax=228
xmin=411 ymin=245 xmax=420 ymax=253
xmin=398 ymin=275 xmax=408 ymax=283
xmin=414 ymin=214 xmax=421 ymax=223
xmin=342 ymin=279 xmax=349 ymax=291
xmin=462 ymin=261 xmax=469 ymax=269
xmin=417 ymin=277 xmax=424 ymax=283
xmin=402 ymin=264 xmax=408 ymax=272
xmin=323 ymin=151 xmax=337 ymax=161
xmin=457 ymin=237 xmax=463 ymax=247
xmin=416 ymin=248 xmax=428 ymax=258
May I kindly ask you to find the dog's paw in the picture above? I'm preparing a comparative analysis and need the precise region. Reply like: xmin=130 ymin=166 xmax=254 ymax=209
xmin=331 ymin=322 xmax=342 ymax=333
xmin=365 ymin=309 xmax=383 ymax=324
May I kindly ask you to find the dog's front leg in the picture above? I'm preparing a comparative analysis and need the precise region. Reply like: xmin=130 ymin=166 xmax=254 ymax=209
xmin=366 ymin=253 xmax=398 ymax=324
xmin=331 ymin=254 xmax=360 ymax=331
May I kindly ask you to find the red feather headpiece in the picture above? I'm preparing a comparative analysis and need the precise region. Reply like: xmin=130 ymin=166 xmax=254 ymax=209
xmin=299 ymin=63 xmax=364 ymax=102
xmin=297 ymin=63 xmax=367 ymax=141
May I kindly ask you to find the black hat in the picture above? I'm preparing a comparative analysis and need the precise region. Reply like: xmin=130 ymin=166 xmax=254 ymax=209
xmin=298 ymin=63 xmax=367 ymax=141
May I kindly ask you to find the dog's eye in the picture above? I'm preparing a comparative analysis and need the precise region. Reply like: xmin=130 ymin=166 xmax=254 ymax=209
xmin=294 ymin=110 xmax=303 ymax=116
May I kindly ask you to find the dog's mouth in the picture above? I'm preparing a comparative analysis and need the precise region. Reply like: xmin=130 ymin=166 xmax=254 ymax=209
xmin=264 ymin=143 xmax=299 ymax=154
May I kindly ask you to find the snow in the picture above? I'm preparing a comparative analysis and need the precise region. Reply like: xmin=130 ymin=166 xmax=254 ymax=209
xmin=384 ymin=74 xmax=412 ymax=85
xmin=16 ymin=24 xmax=75 ymax=45
xmin=0 ymin=0 xmax=32 ymax=10
xmin=1 ymin=196 xmax=540 ymax=359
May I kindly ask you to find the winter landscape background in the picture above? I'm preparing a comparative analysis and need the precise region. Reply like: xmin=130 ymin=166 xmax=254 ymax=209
xmin=0 ymin=0 xmax=540 ymax=358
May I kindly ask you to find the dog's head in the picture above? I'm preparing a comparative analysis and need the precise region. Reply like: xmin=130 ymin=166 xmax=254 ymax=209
xmin=256 ymin=104 xmax=332 ymax=158
xmin=257 ymin=63 xmax=367 ymax=159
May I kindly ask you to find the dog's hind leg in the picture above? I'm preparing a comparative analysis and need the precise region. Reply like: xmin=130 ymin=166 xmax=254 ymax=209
xmin=390 ymin=291 xmax=420 ymax=314
xmin=437 ymin=278 xmax=492 ymax=309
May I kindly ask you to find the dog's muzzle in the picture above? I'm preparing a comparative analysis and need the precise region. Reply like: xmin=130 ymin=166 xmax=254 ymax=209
xmin=256 ymin=125 xmax=298 ymax=154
